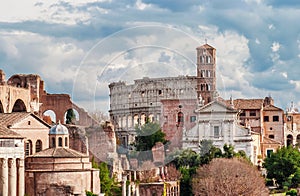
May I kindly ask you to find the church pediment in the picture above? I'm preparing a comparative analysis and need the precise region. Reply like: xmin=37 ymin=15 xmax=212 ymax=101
xmin=196 ymin=101 xmax=236 ymax=113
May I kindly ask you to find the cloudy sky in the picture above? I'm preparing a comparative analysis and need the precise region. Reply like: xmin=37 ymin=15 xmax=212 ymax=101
xmin=0 ymin=0 xmax=300 ymax=114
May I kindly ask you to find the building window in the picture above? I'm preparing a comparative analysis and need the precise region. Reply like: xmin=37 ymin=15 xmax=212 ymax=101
xmin=190 ymin=116 xmax=196 ymax=122
xmin=214 ymin=126 xmax=220 ymax=138
xmin=35 ymin=140 xmax=42 ymax=153
xmin=28 ymin=121 xmax=31 ymax=125
xmin=266 ymin=149 xmax=273 ymax=158
xmin=273 ymin=115 xmax=279 ymax=122
xmin=264 ymin=116 xmax=269 ymax=122
xmin=206 ymin=70 xmax=211 ymax=77
xmin=164 ymin=116 xmax=168 ymax=124
xmin=201 ymin=70 xmax=205 ymax=77
xmin=0 ymin=139 xmax=14 ymax=147
xmin=158 ymin=90 xmax=162 ymax=95
xmin=287 ymin=116 xmax=292 ymax=121
xmin=177 ymin=112 xmax=184 ymax=126
xmin=206 ymin=56 xmax=211 ymax=63
xmin=58 ymin=137 xmax=63 ymax=147
xmin=25 ymin=140 xmax=32 ymax=156
xmin=65 ymin=137 xmax=68 ymax=147
xmin=200 ymin=56 xmax=205 ymax=63
xmin=207 ymin=84 xmax=211 ymax=91
xmin=52 ymin=137 xmax=55 ymax=148
xmin=250 ymin=110 xmax=256 ymax=116
xmin=240 ymin=111 xmax=245 ymax=116
xmin=268 ymin=135 xmax=275 ymax=139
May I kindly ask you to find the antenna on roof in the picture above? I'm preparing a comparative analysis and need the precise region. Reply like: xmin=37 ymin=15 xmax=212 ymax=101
xmin=205 ymin=38 xmax=207 ymax=44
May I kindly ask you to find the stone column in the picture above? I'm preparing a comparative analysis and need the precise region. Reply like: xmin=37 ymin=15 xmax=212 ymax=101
xmin=8 ymin=158 xmax=16 ymax=196
xmin=122 ymin=175 xmax=127 ymax=196
xmin=1 ymin=158 xmax=8 ymax=196
xmin=17 ymin=159 xmax=24 ymax=196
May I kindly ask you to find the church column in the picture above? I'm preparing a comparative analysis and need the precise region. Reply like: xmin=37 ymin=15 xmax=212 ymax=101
xmin=17 ymin=159 xmax=24 ymax=196
xmin=8 ymin=158 xmax=16 ymax=196
xmin=1 ymin=158 xmax=8 ymax=196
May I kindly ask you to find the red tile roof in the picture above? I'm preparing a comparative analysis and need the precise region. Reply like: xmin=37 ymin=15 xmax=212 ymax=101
xmin=225 ymin=99 xmax=264 ymax=110
xmin=0 ymin=112 xmax=50 ymax=128
xmin=0 ymin=125 xmax=23 ymax=138
xmin=30 ymin=147 xmax=88 ymax=158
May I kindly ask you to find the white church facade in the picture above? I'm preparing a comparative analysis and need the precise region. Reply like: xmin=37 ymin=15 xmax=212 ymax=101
xmin=182 ymin=99 xmax=261 ymax=164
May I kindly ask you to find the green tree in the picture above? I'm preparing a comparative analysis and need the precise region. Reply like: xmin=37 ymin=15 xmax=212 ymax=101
xmin=91 ymin=158 xmax=121 ymax=195
xmin=134 ymin=121 xmax=168 ymax=151
xmin=199 ymin=139 xmax=222 ymax=165
xmin=171 ymin=149 xmax=201 ymax=196
xmin=66 ymin=109 xmax=76 ymax=124
xmin=263 ymin=146 xmax=300 ymax=189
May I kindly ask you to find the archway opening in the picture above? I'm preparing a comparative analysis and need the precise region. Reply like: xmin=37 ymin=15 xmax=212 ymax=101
xmin=12 ymin=99 xmax=27 ymax=112
xmin=287 ymin=134 xmax=293 ymax=146
xmin=43 ymin=110 xmax=56 ymax=125
xmin=64 ymin=108 xmax=79 ymax=124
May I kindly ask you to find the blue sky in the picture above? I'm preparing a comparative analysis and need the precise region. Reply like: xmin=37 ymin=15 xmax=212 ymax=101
xmin=0 ymin=0 xmax=300 ymax=113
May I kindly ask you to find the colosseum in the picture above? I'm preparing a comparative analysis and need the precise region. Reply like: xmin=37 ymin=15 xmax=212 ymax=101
xmin=109 ymin=43 xmax=217 ymax=149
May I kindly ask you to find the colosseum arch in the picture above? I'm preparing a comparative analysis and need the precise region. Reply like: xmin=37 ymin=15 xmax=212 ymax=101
xmin=12 ymin=99 xmax=27 ymax=112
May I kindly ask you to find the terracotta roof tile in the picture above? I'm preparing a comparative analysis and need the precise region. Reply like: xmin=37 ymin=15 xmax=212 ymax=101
xmin=31 ymin=148 xmax=88 ymax=158
xmin=0 ymin=112 xmax=50 ymax=128
xmin=263 ymin=105 xmax=283 ymax=111
xmin=262 ymin=136 xmax=282 ymax=145
xmin=0 ymin=125 xmax=23 ymax=138
xmin=224 ymin=99 xmax=264 ymax=110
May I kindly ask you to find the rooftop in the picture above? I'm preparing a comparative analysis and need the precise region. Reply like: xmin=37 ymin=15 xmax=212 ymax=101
xmin=30 ymin=147 xmax=88 ymax=158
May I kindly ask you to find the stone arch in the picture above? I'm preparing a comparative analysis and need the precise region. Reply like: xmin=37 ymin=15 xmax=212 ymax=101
xmin=12 ymin=99 xmax=27 ymax=112
xmin=287 ymin=134 xmax=293 ymax=146
xmin=149 ymin=114 xmax=154 ymax=122
xmin=140 ymin=113 xmax=146 ymax=125
xmin=8 ymin=75 xmax=23 ymax=87
xmin=64 ymin=108 xmax=79 ymax=124
xmin=0 ymin=100 xmax=4 ymax=113
xmin=43 ymin=110 xmax=56 ymax=124
xmin=134 ymin=114 xmax=139 ymax=126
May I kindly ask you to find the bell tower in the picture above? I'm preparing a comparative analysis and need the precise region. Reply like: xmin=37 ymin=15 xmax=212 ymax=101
xmin=196 ymin=43 xmax=216 ymax=104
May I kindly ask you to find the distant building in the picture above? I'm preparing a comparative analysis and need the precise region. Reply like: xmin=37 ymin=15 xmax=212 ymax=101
xmin=109 ymin=44 xmax=217 ymax=149
xmin=25 ymin=122 xmax=100 ymax=195
xmin=284 ymin=101 xmax=300 ymax=147
xmin=225 ymin=96 xmax=284 ymax=159
xmin=182 ymin=99 xmax=258 ymax=163
xmin=0 ymin=126 xmax=25 ymax=196
xmin=0 ymin=112 xmax=50 ymax=156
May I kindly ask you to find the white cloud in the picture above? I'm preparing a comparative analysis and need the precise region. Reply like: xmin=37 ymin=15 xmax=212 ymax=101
xmin=271 ymin=42 xmax=280 ymax=52
xmin=136 ymin=0 xmax=151 ymax=10
xmin=255 ymin=38 xmax=261 ymax=44
xmin=268 ymin=24 xmax=275 ymax=30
